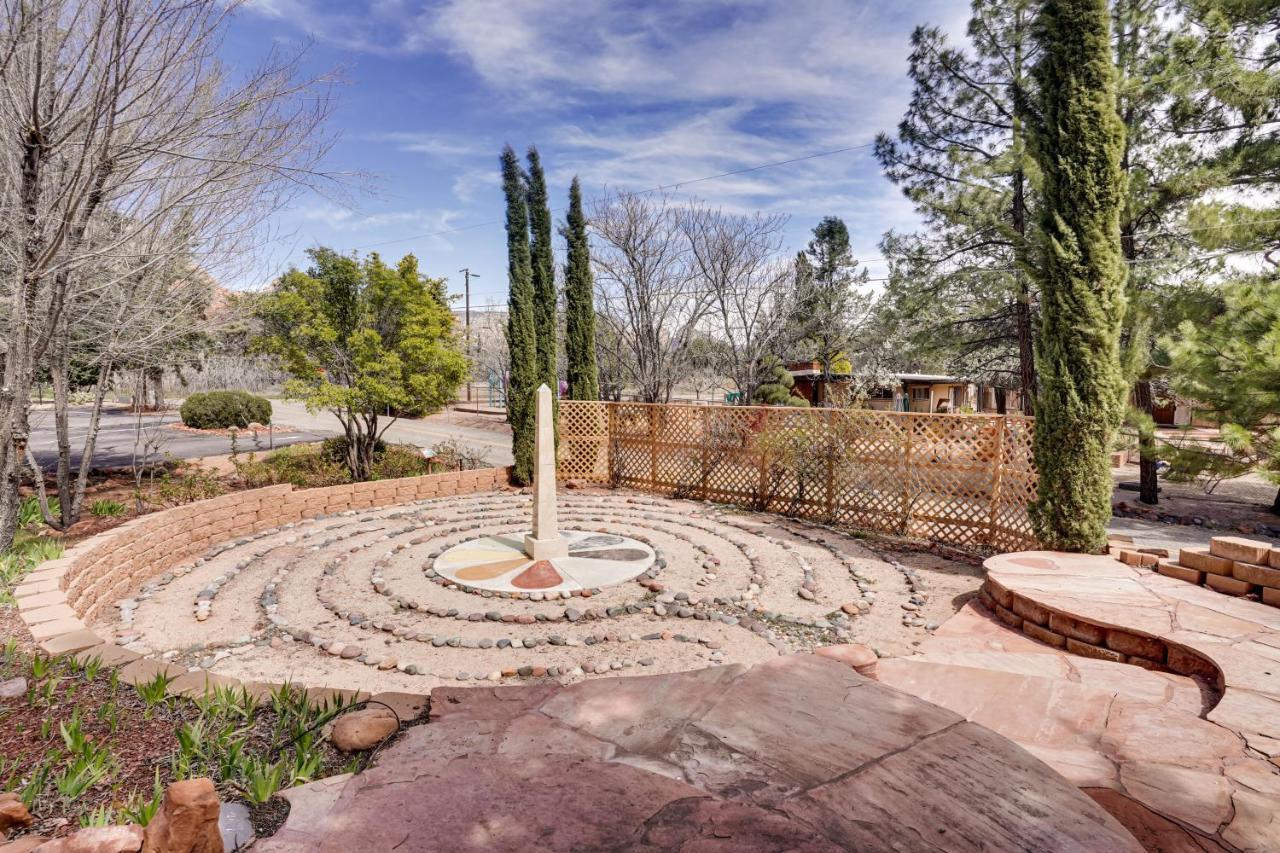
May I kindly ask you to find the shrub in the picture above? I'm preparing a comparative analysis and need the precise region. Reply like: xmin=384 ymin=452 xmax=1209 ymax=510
xmin=236 ymin=445 xmax=350 ymax=489
xmin=180 ymin=391 xmax=272 ymax=430
xmin=236 ymin=441 xmax=435 ymax=489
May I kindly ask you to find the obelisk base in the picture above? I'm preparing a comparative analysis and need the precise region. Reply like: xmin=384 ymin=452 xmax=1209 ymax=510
xmin=523 ymin=534 xmax=569 ymax=561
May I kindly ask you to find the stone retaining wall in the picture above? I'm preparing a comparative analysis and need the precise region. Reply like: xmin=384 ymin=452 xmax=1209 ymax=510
xmin=14 ymin=467 xmax=514 ymax=643
xmin=979 ymin=577 xmax=1220 ymax=684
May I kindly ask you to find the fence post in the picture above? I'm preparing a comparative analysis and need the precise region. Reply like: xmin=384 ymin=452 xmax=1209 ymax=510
xmin=900 ymin=414 xmax=915 ymax=536
xmin=985 ymin=416 xmax=1009 ymax=549
xmin=823 ymin=409 xmax=836 ymax=523
xmin=699 ymin=406 xmax=711 ymax=498
xmin=648 ymin=406 xmax=659 ymax=488
xmin=607 ymin=403 xmax=619 ymax=487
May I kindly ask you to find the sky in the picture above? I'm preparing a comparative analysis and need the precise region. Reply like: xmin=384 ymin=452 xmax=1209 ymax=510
xmin=229 ymin=0 xmax=974 ymax=306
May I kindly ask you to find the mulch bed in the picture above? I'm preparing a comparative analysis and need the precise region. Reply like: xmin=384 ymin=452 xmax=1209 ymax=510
xmin=0 ymin=666 xmax=201 ymax=837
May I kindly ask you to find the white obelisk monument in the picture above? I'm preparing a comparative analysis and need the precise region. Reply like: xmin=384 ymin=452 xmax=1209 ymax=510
xmin=524 ymin=384 xmax=568 ymax=560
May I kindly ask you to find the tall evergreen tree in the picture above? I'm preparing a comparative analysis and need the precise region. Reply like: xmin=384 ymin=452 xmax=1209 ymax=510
xmin=1028 ymin=0 xmax=1128 ymax=552
xmin=502 ymin=145 xmax=537 ymax=484
xmin=787 ymin=217 xmax=870 ymax=387
xmin=876 ymin=0 xmax=1039 ymax=412
xmin=526 ymin=148 xmax=558 ymax=397
xmin=562 ymin=177 xmax=599 ymax=400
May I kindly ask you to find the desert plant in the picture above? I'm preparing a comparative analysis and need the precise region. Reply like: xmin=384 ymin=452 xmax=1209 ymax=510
xmin=236 ymin=755 xmax=284 ymax=805
xmin=121 ymin=770 xmax=165 ymax=826
xmin=88 ymin=499 xmax=127 ymax=517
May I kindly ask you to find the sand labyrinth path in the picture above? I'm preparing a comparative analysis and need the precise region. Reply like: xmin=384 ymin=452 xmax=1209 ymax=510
xmin=95 ymin=491 xmax=943 ymax=693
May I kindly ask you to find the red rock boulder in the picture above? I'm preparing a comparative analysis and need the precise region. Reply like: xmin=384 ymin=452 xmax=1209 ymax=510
xmin=140 ymin=779 xmax=222 ymax=853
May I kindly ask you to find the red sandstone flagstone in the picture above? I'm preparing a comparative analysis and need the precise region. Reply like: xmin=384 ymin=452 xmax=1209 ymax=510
xmin=256 ymin=656 xmax=1140 ymax=853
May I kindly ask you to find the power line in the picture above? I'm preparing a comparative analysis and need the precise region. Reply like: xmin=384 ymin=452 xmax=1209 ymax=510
xmin=364 ymin=142 xmax=878 ymax=249
xmin=456 ymin=244 xmax=1275 ymax=304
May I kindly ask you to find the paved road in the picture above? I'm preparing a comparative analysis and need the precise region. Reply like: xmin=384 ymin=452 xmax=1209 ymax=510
xmin=28 ymin=407 xmax=325 ymax=469
xmin=28 ymin=402 xmax=515 ymax=470
xmin=269 ymin=401 xmax=514 ymax=467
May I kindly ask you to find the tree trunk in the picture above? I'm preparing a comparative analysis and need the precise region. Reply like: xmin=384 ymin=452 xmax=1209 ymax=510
xmin=1132 ymin=378 xmax=1158 ymax=504
xmin=147 ymin=367 xmax=164 ymax=411
xmin=994 ymin=386 xmax=1007 ymax=415
xmin=52 ymin=329 xmax=73 ymax=528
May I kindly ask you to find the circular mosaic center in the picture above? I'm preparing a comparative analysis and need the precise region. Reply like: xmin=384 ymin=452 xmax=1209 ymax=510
xmin=434 ymin=530 xmax=656 ymax=593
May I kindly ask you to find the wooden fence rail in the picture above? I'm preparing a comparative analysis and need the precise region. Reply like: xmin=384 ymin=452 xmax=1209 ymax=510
xmin=557 ymin=400 xmax=1039 ymax=552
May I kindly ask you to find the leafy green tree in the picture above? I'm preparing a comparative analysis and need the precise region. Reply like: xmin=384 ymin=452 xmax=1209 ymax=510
xmin=1163 ymin=278 xmax=1280 ymax=513
xmin=751 ymin=355 xmax=809 ymax=407
xmin=502 ymin=145 xmax=537 ymax=484
xmin=562 ymin=177 xmax=599 ymax=400
xmin=526 ymin=147 xmax=558 ymax=397
xmin=1028 ymin=0 xmax=1128 ymax=552
xmin=876 ymin=0 xmax=1039 ymax=412
xmin=254 ymin=248 xmax=466 ymax=481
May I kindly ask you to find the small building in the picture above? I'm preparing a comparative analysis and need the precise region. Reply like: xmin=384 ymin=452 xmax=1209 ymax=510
xmin=787 ymin=362 xmax=1023 ymax=414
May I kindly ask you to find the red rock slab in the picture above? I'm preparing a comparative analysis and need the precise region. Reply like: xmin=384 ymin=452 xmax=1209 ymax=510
xmin=509 ymin=559 xmax=564 ymax=589
xmin=786 ymin=721 xmax=1140 ymax=852
xmin=312 ymin=755 xmax=841 ymax=853
xmin=262 ymin=657 xmax=1139 ymax=852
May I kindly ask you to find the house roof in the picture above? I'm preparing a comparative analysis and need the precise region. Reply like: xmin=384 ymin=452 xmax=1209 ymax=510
xmin=787 ymin=367 xmax=964 ymax=385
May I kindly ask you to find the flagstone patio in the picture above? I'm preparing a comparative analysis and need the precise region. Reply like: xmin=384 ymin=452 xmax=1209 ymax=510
xmin=875 ymin=550 xmax=1280 ymax=851
xmin=254 ymin=654 xmax=1139 ymax=852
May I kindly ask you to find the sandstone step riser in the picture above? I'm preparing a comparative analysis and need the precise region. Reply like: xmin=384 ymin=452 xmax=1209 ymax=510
xmin=1208 ymin=536 xmax=1271 ymax=565
xmin=982 ymin=582 xmax=1171 ymax=669
xmin=1178 ymin=547 xmax=1234 ymax=575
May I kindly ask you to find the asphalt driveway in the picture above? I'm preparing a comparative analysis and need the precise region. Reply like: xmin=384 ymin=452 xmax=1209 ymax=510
xmin=27 ymin=407 xmax=325 ymax=469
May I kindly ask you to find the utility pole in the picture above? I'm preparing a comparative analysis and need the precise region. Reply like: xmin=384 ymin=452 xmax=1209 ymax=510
xmin=459 ymin=268 xmax=479 ymax=404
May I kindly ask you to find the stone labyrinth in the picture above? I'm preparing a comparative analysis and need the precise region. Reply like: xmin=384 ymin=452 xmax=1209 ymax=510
xmin=96 ymin=490 xmax=939 ymax=692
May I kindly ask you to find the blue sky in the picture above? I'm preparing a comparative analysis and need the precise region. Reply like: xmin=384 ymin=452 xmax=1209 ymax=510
xmin=231 ymin=0 xmax=972 ymax=304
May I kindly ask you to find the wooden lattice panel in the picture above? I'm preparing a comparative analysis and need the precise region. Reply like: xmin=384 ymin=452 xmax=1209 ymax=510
xmin=557 ymin=401 xmax=1041 ymax=552
xmin=557 ymin=401 xmax=609 ymax=482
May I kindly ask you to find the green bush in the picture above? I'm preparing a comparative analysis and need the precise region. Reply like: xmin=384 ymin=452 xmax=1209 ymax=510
xmin=236 ymin=441 xmax=433 ymax=489
xmin=180 ymin=391 xmax=272 ymax=430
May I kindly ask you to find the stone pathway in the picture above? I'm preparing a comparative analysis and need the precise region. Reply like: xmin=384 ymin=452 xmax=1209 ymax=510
xmin=89 ymin=491 xmax=968 ymax=693
xmin=875 ymin=549 xmax=1280 ymax=852
xmin=253 ymin=655 xmax=1139 ymax=852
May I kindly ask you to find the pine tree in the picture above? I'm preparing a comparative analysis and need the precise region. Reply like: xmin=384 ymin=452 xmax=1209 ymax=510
xmin=876 ymin=0 xmax=1039 ymax=412
xmin=1028 ymin=0 xmax=1128 ymax=552
xmin=787 ymin=217 xmax=870 ymax=387
xmin=1163 ymin=277 xmax=1280 ymax=514
xmin=526 ymin=148 xmax=558 ymax=395
xmin=562 ymin=177 xmax=599 ymax=400
xmin=502 ymin=145 xmax=537 ymax=484
xmin=751 ymin=355 xmax=809 ymax=407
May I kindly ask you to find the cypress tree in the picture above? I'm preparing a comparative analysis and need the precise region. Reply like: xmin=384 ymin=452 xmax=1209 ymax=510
xmin=1028 ymin=0 xmax=1128 ymax=552
xmin=502 ymin=145 xmax=537 ymax=485
xmin=526 ymin=147 xmax=558 ymax=396
xmin=563 ymin=177 xmax=599 ymax=400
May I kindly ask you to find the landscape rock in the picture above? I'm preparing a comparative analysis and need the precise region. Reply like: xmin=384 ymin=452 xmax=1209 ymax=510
xmin=330 ymin=707 xmax=399 ymax=752
xmin=0 ymin=794 xmax=33 ymax=838
xmin=0 ymin=678 xmax=26 ymax=700
xmin=33 ymin=824 xmax=143 ymax=853
xmin=140 ymin=778 xmax=222 ymax=853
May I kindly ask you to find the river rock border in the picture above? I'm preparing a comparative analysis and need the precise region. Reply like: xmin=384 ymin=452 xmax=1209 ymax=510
xmin=10 ymin=467 xmax=513 ymax=703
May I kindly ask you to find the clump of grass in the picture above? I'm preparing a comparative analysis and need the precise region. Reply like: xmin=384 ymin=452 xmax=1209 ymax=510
xmin=89 ymin=499 xmax=127 ymax=517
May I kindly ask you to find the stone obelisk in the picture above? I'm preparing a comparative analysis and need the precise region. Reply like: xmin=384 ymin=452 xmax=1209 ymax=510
xmin=524 ymin=384 xmax=568 ymax=560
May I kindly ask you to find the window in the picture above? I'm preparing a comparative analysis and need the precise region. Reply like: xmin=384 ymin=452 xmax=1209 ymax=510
xmin=910 ymin=387 xmax=930 ymax=401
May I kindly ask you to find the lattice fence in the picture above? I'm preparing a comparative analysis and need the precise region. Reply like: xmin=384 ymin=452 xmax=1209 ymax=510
xmin=558 ymin=400 xmax=1039 ymax=551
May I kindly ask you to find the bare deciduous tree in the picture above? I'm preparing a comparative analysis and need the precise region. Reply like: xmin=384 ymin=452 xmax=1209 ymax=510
xmin=0 ymin=0 xmax=339 ymax=547
xmin=590 ymin=192 xmax=709 ymax=403
xmin=680 ymin=207 xmax=792 ymax=402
